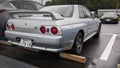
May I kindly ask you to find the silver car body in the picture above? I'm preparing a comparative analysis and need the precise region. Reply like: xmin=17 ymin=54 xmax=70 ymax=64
xmin=5 ymin=5 xmax=101 ymax=52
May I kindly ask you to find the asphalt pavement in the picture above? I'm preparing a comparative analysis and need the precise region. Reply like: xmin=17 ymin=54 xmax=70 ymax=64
xmin=0 ymin=23 xmax=120 ymax=68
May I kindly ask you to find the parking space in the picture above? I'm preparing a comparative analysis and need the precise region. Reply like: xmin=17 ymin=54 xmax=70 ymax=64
xmin=81 ymin=34 xmax=112 ymax=59
xmin=0 ymin=22 xmax=120 ymax=68
xmin=0 ymin=0 xmax=120 ymax=68
xmin=95 ymin=35 xmax=120 ymax=68
xmin=0 ymin=33 xmax=114 ymax=68
xmin=101 ymin=23 xmax=120 ymax=34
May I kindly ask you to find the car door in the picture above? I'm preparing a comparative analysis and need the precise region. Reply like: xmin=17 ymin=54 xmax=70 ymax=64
xmin=78 ymin=6 xmax=90 ymax=38
xmin=82 ymin=7 xmax=97 ymax=35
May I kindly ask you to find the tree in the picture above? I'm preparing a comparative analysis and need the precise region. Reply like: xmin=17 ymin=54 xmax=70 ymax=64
xmin=45 ymin=1 xmax=51 ymax=6
xmin=45 ymin=0 xmax=119 ymax=10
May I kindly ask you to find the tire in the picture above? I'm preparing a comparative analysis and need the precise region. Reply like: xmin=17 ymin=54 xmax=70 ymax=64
xmin=72 ymin=32 xmax=84 ymax=55
xmin=94 ymin=23 xmax=101 ymax=38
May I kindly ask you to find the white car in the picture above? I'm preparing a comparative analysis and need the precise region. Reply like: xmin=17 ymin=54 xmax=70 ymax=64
xmin=5 ymin=5 xmax=101 ymax=54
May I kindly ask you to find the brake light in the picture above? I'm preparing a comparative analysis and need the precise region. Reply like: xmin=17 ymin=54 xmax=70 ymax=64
xmin=0 ymin=9 xmax=5 ymax=13
xmin=11 ymin=24 xmax=15 ymax=30
xmin=6 ymin=24 xmax=15 ymax=31
xmin=6 ymin=24 xmax=10 ymax=29
xmin=40 ymin=26 xmax=46 ymax=34
xmin=51 ymin=27 xmax=58 ymax=34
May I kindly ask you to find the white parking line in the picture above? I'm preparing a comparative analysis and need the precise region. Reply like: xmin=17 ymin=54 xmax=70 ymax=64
xmin=101 ymin=33 xmax=114 ymax=35
xmin=100 ymin=34 xmax=117 ymax=61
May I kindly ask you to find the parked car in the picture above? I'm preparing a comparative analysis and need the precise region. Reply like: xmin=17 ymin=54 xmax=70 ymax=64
xmin=0 ymin=0 xmax=43 ymax=38
xmin=100 ymin=12 xmax=119 ymax=24
xmin=5 ymin=5 xmax=101 ymax=54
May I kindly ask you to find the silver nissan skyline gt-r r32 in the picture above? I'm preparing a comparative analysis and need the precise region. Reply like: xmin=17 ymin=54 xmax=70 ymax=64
xmin=5 ymin=5 xmax=101 ymax=54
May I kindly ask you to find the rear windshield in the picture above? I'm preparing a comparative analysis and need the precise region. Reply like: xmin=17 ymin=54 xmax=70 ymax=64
xmin=40 ymin=5 xmax=74 ymax=17
xmin=103 ymin=13 xmax=117 ymax=17
xmin=11 ymin=1 xmax=42 ymax=10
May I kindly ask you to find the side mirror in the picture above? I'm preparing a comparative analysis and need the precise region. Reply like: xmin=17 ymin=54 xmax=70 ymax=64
xmin=91 ymin=12 xmax=98 ymax=18
xmin=93 ymin=13 xmax=99 ymax=18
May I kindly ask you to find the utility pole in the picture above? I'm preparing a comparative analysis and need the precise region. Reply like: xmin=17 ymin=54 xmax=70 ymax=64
xmin=116 ymin=0 xmax=119 ymax=14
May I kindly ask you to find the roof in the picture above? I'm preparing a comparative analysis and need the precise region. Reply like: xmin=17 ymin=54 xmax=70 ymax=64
xmin=45 ymin=4 xmax=85 ymax=7
xmin=8 ymin=0 xmax=42 ymax=3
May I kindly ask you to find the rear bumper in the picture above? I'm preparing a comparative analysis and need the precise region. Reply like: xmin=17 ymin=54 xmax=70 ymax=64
xmin=8 ymin=41 xmax=66 ymax=52
xmin=101 ymin=19 xmax=118 ymax=23
xmin=5 ymin=31 xmax=73 ymax=52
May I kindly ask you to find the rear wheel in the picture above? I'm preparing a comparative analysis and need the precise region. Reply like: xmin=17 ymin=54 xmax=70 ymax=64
xmin=72 ymin=32 xmax=84 ymax=55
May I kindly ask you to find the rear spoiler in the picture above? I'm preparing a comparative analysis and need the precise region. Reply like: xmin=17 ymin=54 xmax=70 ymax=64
xmin=9 ymin=11 xmax=64 ymax=20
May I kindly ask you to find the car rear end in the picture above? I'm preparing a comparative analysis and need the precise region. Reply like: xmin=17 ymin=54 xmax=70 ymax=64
xmin=101 ymin=17 xmax=118 ymax=24
xmin=5 ymin=11 xmax=70 ymax=52
xmin=101 ymin=13 xmax=119 ymax=24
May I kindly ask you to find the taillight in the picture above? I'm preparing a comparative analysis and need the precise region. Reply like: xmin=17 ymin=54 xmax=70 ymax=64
xmin=6 ymin=24 xmax=15 ymax=31
xmin=11 ymin=24 xmax=15 ymax=30
xmin=40 ymin=26 xmax=46 ymax=34
xmin=0 ymin=9 xmax=5 ymax=13
xmin=51 ymin=27 xmax=58 ymax=34
xmin=6 ymin=24 xmax=10 ymax=29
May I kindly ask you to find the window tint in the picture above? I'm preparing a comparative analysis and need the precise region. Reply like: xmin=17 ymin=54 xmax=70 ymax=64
xmin=33 ymin=2 xmax=43 ymax=10
xmin=78 ymin=6 xmax=85 ymax=18
xmin=82 ymin=7 xmax=92 ymax=18
xmin=11 ymin=1 xmax=42 ymax=10
xmin=40 ymin=6 xmax=74 ymax=17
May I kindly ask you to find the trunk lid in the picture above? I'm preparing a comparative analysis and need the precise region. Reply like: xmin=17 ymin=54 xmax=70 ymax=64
xmin=7 ymin=19 xmax=55 ymax=34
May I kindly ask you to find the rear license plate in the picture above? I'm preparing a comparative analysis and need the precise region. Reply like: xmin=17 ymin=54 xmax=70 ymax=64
xmin=106 ymin=19 xmax=110 ymax=21
xmin=20 ymin=39 xmax=32 ymax=48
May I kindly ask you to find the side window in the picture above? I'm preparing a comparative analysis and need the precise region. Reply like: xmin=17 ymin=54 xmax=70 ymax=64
xmin=82 ymin=7 xmax=92 ymax=18
xmin=11 ymin=1 xmax=20 ymax=9
xmin=33 ymin=2 xmax=43 ymax=10
xmin=11 ymin=1 xmax=36 ymax=10
xmin=20 ymin=2 xmax=35 ymax=10
xmin=79 ymin=7 xmax=85 ymax=18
